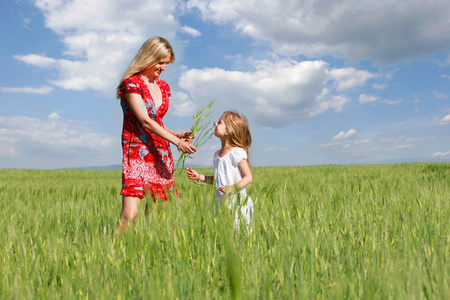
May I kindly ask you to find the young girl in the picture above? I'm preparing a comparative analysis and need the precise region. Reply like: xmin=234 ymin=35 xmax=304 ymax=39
xmin=187 ymin=111 xmax=254 ymax=228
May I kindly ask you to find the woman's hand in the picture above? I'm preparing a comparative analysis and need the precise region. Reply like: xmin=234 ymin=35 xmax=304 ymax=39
xmin=177 ymin=131 xmax=195 ymax=143
xmin=178 ymin=140 xmax=196 ymax=154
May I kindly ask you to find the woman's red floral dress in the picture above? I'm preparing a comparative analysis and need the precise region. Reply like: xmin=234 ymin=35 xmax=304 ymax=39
xmin=118 ymin=74 xmax=178 ymax=201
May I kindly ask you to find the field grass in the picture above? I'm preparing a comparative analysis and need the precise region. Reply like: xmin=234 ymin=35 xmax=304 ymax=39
xmin=0 ymin=163 xmax=449 ymax=299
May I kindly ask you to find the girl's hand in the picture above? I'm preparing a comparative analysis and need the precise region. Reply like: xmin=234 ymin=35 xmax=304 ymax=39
xmin=219 ymin=185 xmax=234 ymax=194
xmin=186 ymin=167 xmax=199 ymax=180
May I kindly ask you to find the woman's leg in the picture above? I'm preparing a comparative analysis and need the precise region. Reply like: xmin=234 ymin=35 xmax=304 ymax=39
xmin=117 ymin=195 xmax=141 ymax=235
xmin=145 ymin=194 xmax=160 ymax=218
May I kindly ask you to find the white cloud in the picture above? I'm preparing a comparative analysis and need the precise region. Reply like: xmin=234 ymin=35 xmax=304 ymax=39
xmin=171 ymin=91 xmax=197 ymax=117
xmin=381 ymin=98 xmax=403 ymax=105
xmin=18 ymin=0 xmax=181 ymax=96
xmin=375 ymin=136 xmax=437 ymax=153
xmin=178 ymin=59 xmax=375 ymax=127
xmin=433 ymin=91 xmax=448 ymax=99
xmin=48 ymin=112 xmax=61 ymax=121
xmin=354 ymin=139 xmax=370 ymax=145
xmin=358 ymin=95 xmax=403 ymax=105
xmin=320 ymin=119 xmax=441 ymax=161
xmin=14 ymin=0 xmax=450 ymax=100
xmin=327 ymin=135 xmax=433 ymax=157
xmin=329 ymin=68 xmax=378 ymax=91
xmin=188 ymin=0 xmax=450 ymax=63
xmin=179 ymin=25 xmax=202 ymax=37
xmin=359 ymin=94 xmax=378 ymax=104
xmin=433 ymin=151 xmax=450 ymax=157
xmin=14 ymin=54 xmax=60 ymax=68
xmin=333 ymin=129 xmax=357 ymax=140
xmin=320 ymin=141 xmax=342 ymax=148
xmin=34 ymin=0 xmax=179 ymax=35
xmin=0 ymin=113 xmax=118 ymax=169
xmin=440 ymin=114 xmax=450 ymax=125
xmin=339 ymin=141 xmax=413 ymax=156
xmin=263 ymin=147 xmax=291 ymax=153
xmin=372 ymin=83 xmax=388 ymax=90
xmin=0 ymin=86 xmax=54 ymax=94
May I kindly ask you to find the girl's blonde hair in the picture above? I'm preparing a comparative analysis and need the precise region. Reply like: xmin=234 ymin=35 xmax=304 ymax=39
xmin=117 ymin=37 xmax=175 ymax=97
xmin=222 ymin=111 xmax=252 ymax=166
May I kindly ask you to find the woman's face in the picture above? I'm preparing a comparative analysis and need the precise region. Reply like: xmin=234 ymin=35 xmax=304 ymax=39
xmin=146 ymin=53 xmax=171 ymax=78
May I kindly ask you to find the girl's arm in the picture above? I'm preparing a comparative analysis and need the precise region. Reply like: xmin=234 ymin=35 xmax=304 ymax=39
xmin=186 ymin=167 xmax=214 ymax=185
xmin=219 ymin=159 xmax=253 ymax=193
xmin=127 ymin=93 xmax=196 ymax=154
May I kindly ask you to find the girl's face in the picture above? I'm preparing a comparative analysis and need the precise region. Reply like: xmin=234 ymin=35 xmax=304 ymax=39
xmin=214 ymin=115 xmax=228 ymax=139
xmin=145 ymin=53 xmax=171 ymax=78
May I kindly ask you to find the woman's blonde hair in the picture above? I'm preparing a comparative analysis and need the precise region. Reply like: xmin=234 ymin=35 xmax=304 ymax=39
xmin=222 ymin=111 xmax=252 ymax=166
xmin=117 ymin=37 xmax=175 ymax=97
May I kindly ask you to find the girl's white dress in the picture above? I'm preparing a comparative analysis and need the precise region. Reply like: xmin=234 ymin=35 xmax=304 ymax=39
xmin=213 ymin=147 xmax=254 ymax=228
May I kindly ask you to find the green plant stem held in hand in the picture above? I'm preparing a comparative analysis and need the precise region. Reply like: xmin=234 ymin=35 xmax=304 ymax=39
xmin=175 ymin=99 xmax=216 ymax=171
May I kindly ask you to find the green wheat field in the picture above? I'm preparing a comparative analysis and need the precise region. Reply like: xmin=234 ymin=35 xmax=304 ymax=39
xmin=1 ymin=163 xmax=449 ymax=299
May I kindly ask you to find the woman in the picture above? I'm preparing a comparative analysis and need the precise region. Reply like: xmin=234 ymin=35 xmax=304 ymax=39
xmin=116 ymin=37 xmax=196 ymax=234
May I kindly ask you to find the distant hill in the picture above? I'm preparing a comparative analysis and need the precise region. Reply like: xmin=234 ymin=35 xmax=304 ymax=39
xmin=77 ymin=164 xmax=213 ymax=171
xmin=77 ymin=164 xmax=122 ymax=171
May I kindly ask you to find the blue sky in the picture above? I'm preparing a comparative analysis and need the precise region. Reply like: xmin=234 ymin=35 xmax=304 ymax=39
xmin=1 ymin=0 xmax=449 ymax=169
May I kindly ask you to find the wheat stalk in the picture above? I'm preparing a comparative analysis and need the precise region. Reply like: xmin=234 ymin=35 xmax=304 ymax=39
xmin=175 ymin=99 xmax=216 ymax=171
